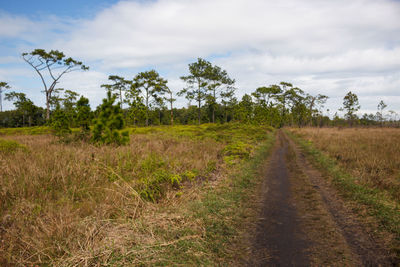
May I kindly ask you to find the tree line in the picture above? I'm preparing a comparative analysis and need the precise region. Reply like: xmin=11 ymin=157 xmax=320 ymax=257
xmin=0 ymin=49 xmax=398 ymax=134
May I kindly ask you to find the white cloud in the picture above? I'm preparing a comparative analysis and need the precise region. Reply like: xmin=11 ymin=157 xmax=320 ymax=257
xmin=1 ymin=0 xmax=400 ymax=113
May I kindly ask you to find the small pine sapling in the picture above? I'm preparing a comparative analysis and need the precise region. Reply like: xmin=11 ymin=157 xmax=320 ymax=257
xmin=51 ymin=105 xmax=71 ymax=136
xmin=76 ymin=96 xmax=91 ymax=131
xmin=91 ymin=91 xmax=129 ymax=145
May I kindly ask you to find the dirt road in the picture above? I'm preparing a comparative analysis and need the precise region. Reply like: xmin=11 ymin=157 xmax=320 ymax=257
xmin=248 ymin=130 xmax=396 ymax=266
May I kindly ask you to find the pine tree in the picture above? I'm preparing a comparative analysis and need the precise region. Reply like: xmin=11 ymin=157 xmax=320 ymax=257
xmin=51 ymin=105 xmax=71 ymax=136
xmin=76 ymin=96 xmax=91 ymax=131
xmin=92 ymin=91 xmax=129 ymax=145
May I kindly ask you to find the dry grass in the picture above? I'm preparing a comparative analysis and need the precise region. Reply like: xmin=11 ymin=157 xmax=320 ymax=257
xmin=0 ymin=124 xmax=271 ymax=266
xmin=290 ymin=127 xmax=400 ymax=201
xmin=0 ymin=132 xmax=223 ymax=265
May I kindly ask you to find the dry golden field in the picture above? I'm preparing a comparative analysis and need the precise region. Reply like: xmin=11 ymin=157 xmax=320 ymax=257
xmin=0 ymin=124 xmax=272 ymax=266
xmin=290 ymin=127 xmax=400 ymax=201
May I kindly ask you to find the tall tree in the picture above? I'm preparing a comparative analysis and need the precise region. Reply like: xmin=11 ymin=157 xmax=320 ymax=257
xmin=377 ymin=100 xmax=387 ymax=126
xmin=252 ymin=85 xmax=281 ymax=108
xmin=306 ymin=93 xmax=328 ymax=126
xmin=342 ymin=91 xmax=360 ymax=126
xmin=220 ymin=86 xmax=236 ymax=123
xmin=76 ymin=96 xmax=91 ymax=131
xmin=277 ymin=82 xmax=293 ymax=126
xmin=101 ymin=75 xmax=131 ymax=109
xmin=207 ymin=64 xmax=235 ymax=123
xmin=235 ymin=94 xmax=253 ymax=123
xmin=179 ymin=58 xmax=212 ymax=125
xmin=5 ymin=91 xmax=38 ymax=126
xmin=125 ymin=82 xmax=145 ymax=126
xmin=22 ymin=49 xmax=88 ymax=120
xmin=165 ymin=87 xmax=176 ymax=125
xmin=0 ymin=82 xmax=11 ymax=112
xmin=132 ymin=70 xmax=168 ymax=126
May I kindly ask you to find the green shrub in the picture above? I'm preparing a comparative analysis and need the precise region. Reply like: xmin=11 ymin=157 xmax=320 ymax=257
xmin=91 ymin=91 xmax=129 ymax=145
xmin=51 ymin=107 xmax=72 ymax=136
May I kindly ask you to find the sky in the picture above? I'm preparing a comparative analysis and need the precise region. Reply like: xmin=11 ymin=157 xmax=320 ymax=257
xmin=0 ymin=0 xmax=399 ymax=117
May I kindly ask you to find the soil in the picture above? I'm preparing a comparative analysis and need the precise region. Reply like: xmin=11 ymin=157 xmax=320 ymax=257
xmin=247 ymin=130 xmax=397 ymax=266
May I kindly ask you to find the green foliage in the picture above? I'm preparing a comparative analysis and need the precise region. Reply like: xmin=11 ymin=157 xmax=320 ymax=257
xmin=91 ymin=91 xmax=129 ymax=145
xmin=22 ymin=49 xmax=88 ymax=120
xmin=76 ymin=96 xmax=91 ymax=131
xmin=4 ymin=91 xmax=44 ymax=127
xmin=179 ymin=58 xmax=213 ymax=124
xmin=51 ymin=106 xmax=71 ymax=136
xmin=132 ymin=70 xmax=168 ymax=126
xmin=0 ymin=126 xmax=51 ymax=135
xmin=0 ymin=138 xmax=27 ymax=153
xmin=101 ymin=75 xmax=131 ymax=109
xmin=342 ymin=91 xmax=360 ymax=123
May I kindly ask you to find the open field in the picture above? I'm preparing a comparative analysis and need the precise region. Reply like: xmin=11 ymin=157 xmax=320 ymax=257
xmin=0 ymin=123 xmax=273 ymax=265
xmin=290 ymin=127 xmax=400 ymax=201
xmin=288 ymin=127 xmax=400 ymax=258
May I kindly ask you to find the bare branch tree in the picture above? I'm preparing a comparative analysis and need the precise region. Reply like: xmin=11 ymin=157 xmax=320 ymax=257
xmin=22 ymin=49 xmax=88 ymax=120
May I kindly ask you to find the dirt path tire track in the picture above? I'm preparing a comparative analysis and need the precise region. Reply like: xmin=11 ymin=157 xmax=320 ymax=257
xmin=284 ymin=130 xmax=397 ymax=266
xmin=248 ymin=130 xmax=395 ymax=266
xmin=249 ymin=131 xmax=310 ymax=266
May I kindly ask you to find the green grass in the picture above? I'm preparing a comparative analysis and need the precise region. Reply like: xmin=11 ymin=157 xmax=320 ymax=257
xmin=286 ymin=130 xmax=400 ymax=254
xmin=129 ymin=123 xmax=273 ymax=144
xmin=0 ymin=126 xmax=51 ymax=135
xmin=106 ymin=129 xmax=276 ymax=265
xmin=0 ymin=138 xmax=27 ymax=153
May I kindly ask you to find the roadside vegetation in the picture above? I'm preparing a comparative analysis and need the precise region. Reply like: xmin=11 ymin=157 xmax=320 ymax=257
xmin=288 ymin=127 xmax=400 ymax=257
xmin=0 ymin=123 xmax=273 ymax=265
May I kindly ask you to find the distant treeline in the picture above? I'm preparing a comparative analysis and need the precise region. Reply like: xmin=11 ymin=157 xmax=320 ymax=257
xmin=0 ymin=50 xmax=398 ymax=129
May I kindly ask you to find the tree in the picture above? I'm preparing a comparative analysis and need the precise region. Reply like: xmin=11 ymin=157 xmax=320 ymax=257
xmin=343 ymin=91 xmax=360 ymax=126
xmin=92 ymin=91 xmax=129 ymax=145
xmin=101 ymin=75 xmax=131 ymax=109
xmin=377 ymin=100 xmax=387 ymax=126
xmin=207 ymin=64 xmax=235 ymax=123
xmin=220 ymin=86 xmax=237 ymax=123
xmin=51 ymin=105 xmax=71 ymax=136
xmin=179 ymin=58 xmax=212 ymax=125
xmin=306 ymin=94 xmax=328 ymax=126
xmin=235 ymin=94 xmax=253 ymax=123
xmin=252 ymin=85 xmax=281 ymax=125
xmin=276 ymin=82 xmax=293 ymax=127
xmin=76 ymin=96 xmax=91 ymax=131
xmin=22 ymin=49 xmax=88 ymax=120
xmin=5 ymin=91 xmax=38 ymax=126
xmin=165 ymin=87 xmax=176 ymax=125
xmin=252 ymin=85 xmax=281 ymax=108
xmin=0 ymin=82 xmax=11 ymax=112
xmin=125 ymin=82 xmax=145 ymax=126
xmin=132 ymin=70 xmax=168 ymax=126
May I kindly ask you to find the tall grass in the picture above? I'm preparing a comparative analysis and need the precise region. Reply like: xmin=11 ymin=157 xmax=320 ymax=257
xmin=290 ymin=127 xmax=400 ymax=201
xmin=0 ymin=123 xmax=271 ymax=265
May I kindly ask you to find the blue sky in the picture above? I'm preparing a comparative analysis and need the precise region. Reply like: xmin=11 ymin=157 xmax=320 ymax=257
xmin=0 ymin=0 xmax=120 ymax=18
xmin=1 ymin=0 xmax=400 ymax=117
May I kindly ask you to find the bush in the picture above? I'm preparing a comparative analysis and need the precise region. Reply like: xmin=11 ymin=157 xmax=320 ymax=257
xmin=91 ymin=91 xmax=129 ymax=145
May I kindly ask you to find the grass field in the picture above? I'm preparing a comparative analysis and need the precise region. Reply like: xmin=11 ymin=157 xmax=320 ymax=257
xmin=0 ymin=123 xmax=274 ymax=266
xmin=288 ymin=127 xmax=400 ymax=256
xmin=290 ymin=127 xmax=400 ymax=200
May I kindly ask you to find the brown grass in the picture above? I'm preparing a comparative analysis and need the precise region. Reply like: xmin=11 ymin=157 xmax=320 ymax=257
xmin=290 ymin=127 xmax=400 ymax=201
xmin=0 ymin=133 xmax=223 ymax=265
